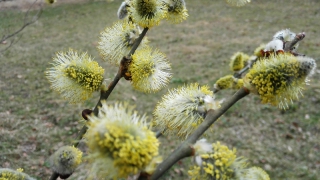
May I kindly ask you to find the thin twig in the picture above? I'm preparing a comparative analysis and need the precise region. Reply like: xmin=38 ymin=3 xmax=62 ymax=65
xmin=128 ymin=27 xmax=149 ymax=56
xmin=284 ymin=32 xmax=305 ymax=52
xmin=93 ymin=67 xmax=124 ymax=115
xmin=155 ymin=130 xmax=163 ymax=138
xmin=150 ymin=88 xmax=249 ymax=179
xmin=0 ymin=0 xmax=42 ymax=52
xmin=233 ymin=65 xmax=250 ymax=79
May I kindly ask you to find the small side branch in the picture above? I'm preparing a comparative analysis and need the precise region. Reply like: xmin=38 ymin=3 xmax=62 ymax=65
xmin=128 ymin=27 xmax=148 ymax=56
xmin=284 ymin=32 xmax=305 ymax=52
xmin=233 ymin=65 xmax=250 ymax=79
xmin=0 ymin=0 xmax=42 ymax=52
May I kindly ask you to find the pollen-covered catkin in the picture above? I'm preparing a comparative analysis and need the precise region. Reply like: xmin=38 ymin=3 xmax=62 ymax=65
xmin=244 ymin=54 xmax=316 ymax=109
xmin=46 ymin=49 xmax=104 ymax=103
xmin=48 ymin=146 xmax=82 ymax=176
xmin=128 ymin=46 xmax=171 ymax=93
xmin=127 ymin=0 xmax=167 ymax=28
xmin=85 ymin=102 xmax=160 ymax=179
xmin=153 ymin=83 xmax=222 ymax=139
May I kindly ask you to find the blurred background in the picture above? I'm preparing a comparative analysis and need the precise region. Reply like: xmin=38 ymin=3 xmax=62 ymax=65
xmin=0 ymin=0 xmax=319 ymax=179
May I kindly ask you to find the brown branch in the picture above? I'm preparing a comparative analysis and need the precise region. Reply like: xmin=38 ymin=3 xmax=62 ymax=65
xmin=71 ymin=27 xmax=149 ymax=147
xmin=72 ymin=62 xmax=125 ymax=147
xmin=284 ymin=32 xmax=305 ymax=52
xmin=128 ymin=27 xmax=149 ymax=56
xmin=93 ymin=64 xmax=125 ymax=115
xmin=150 ymin=88 xmax=249 ymax=179
xmin=92 ymin=27 xmax=149 ymax=115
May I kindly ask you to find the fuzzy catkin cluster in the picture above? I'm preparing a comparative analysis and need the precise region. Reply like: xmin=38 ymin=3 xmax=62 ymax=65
xmin=49 ymin=146 xmax=83 ymax=176
xmin=215 ymin=75 xmax=244 ymax=90
xmin=230 ymin=52 xmax=250 ymax=71
xmin=165 ymin=0 xmax=188 ymax=23
xmin=243 ymin=167 xmax=270 ymax=180
xmin=0 ymin=168 xmax=35 ymax=180
xmin=244 ymin=54 xmax=316 ymax=109
xmin=85 ymin=102 xmax=160 ymax=179
xmin=98 ymin=21 xmax=149 ymax=65
xmin=129 ymin=46 xmax=172 ymax=92
xmin=188 ymin=142 xmax=244 ymax=180
xmin=190 ymin=140 xmax=270 ymax=180
xmin=153 ymin=83 xmax=221 ymax=139
xmin=46 ymin=49 xmax=104 ymax=103
xmin=128 ymin=0 xmax=168 ymax=28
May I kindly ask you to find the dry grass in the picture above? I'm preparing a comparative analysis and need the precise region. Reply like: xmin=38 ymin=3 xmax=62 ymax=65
xmin=0 ymin=0 xmax=320 ymax=179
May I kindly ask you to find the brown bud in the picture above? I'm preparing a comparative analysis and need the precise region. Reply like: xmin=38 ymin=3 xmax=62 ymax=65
xmin=82 ymin=109 xmax=92 ymax=120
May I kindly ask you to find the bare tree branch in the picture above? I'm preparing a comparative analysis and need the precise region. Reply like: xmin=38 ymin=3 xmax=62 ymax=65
xmin=0 ymin=34 xmax=23 ymax=52
xmin=0 ymin=0 xmax=42 ymax=52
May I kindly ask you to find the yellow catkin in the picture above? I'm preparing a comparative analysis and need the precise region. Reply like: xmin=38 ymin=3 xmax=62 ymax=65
xmin=129 ymin=46 xmax=171 ymax=93
xmin=98 ymin=21 xmax=149 ymax=65
xmin=85 ymin=102 xmax=160 ymax=179
xmin=188 ymin=142 xmax=242 ymax=180
xmin=165 ymin=0 xmax=189 ymax=24
xmin=46 ymin=49 xmax=104 ymax=103
xmin=128 ymin=0 xmax=167 ymax=28
xmin=244 ymin=167 xmax=270 ymax=180
xmin=244 ymin=54 xmax=316 ymax=109
xmin=49 ymin=146 xmax=82 ymax=175
xmin=0 ymin=168 xmax=35 ymax=180
xmin=230 ymin=52 xmax=250 ymax=71
xmin=153 ymin=83 xmax=221 ymax=139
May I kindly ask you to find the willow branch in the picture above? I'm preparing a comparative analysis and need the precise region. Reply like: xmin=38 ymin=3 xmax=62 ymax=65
xmin=128 ymin=27 xmax=148 ymax=56
xmin=284 ymin=32 xmax=305 ymax=52
xmin=49 ymin=28 xmax=149 ymax=180
xmin=92 ymin=27 xmax=148 ymax=115
xmin=0 ymin=0 xmax=42 ymax=52
xmin=233 ymin=65 xmax=250 ymax=79
xmin=150 ymin=88 xmax=249 ymax=180
xmin=155 ymin=130 xmax=163 ymax=138
xmin=72 ymin=27 xmax=149 ymax=147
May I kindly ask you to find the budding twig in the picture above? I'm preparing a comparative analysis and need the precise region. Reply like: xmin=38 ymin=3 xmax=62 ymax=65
xmin=49 ymin=27 xmax=150 ymax=180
